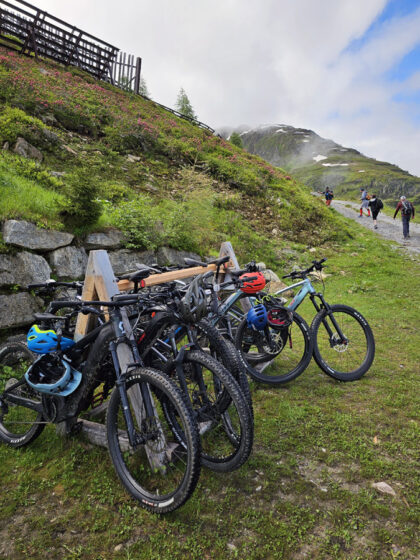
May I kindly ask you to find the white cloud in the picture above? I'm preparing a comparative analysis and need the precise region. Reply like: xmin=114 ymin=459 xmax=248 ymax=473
xmin=23 ymin=0 xmax=420 ymax=175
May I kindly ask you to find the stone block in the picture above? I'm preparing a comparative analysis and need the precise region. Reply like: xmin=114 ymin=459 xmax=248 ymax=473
xmin=0 ymin=293 xmax=42 ymax=329
xmin=2 ymin=220 xmax=74 ymax=251
xmin=109 ymin=250 xmax=156 ymax=276
xmin=0 ymin=251 xmax=51 ymax=287
xmin=49 ymin=247 xmax=88 ymax=279
xmin=84 ymin=230 xmax=124 ymax=250
xmin=13 ymin=137 xmax=43 ymax=162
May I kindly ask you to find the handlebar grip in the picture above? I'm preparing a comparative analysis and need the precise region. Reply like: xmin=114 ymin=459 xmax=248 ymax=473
xmin=49 ymin=300 xmax=82 ymax=313
xmin=28 ymin=283 xmax=51 ymax=290
xmin=184 ymin=257 xmax=207 ymax=267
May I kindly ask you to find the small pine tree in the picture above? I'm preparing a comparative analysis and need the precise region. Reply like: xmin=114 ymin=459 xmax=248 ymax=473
xmin=61 ymin=169 xmax=101 ymax=231
xmin=230 ymin=132 xmax=243 ymax=148
xmin=175 ymin=88 xmax=197 ymax=120
xmin=139 ymin=77 xmax=151 ymax=98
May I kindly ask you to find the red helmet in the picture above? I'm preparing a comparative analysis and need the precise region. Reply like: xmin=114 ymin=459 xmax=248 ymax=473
xmin=239 ymin=272 xmax=266 ymax=294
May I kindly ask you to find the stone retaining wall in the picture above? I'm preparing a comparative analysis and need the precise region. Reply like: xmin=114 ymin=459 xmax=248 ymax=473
xmin=0 ymin=219 xmax=200 ymax=335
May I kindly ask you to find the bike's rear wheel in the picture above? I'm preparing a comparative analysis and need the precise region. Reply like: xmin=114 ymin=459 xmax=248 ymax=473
xmin=0 ymin=343 xmax=44 ymax=447
xmin=235 ymin=312 xmax=313 ymax=384
xmin=163 ymin=350 xmax=253 ymax=472
xmin=106 ymin=368 xmax=201 ymax=514
xmin=311 ymin=304 xmax=375 ymax=381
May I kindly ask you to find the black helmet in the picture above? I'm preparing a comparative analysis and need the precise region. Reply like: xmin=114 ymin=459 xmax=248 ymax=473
xmin=177 ymin=275 xmax=208 ymax=323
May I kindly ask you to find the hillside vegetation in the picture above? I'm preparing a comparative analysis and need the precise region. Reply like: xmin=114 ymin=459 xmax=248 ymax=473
xmin=0 ymin=47 xmax=351 ymax=267
xmin=232 ymin=125 xmax=420 ymax=206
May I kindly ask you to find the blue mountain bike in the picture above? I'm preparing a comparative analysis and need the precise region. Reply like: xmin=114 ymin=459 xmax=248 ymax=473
xmin=236 ymin=258 xmax=375 ymax=383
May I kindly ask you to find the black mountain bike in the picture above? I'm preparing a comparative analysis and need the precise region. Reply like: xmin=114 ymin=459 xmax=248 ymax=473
xmin=0 ymin=293 xmax=201 ymax=514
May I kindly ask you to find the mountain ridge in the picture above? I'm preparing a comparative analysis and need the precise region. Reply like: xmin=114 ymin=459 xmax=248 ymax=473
xmin=220 ymin=124 xmax=420 ymax=205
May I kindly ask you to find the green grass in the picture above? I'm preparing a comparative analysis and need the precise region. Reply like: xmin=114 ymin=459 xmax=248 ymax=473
xmin=0 ymin=233 xmax=419 ymax=560
xmin=0 ymin=155 xmax=65 ymax=229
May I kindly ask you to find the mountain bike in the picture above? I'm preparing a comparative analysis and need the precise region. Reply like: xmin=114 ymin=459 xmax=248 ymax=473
xmin=0 ymin=293 xmax=201 ymax=514
xmin=274 ymin=259 xmax=375 ymax=381
xmin=127 ymin=284 xmax=254 ymax=473
xmin=181 ymin=257 xmax=313 ymax=385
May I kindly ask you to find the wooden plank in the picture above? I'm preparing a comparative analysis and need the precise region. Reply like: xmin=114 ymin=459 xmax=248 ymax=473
xmin=117 ymin=263 xmax=218 ymax=292
xmin=80 ymin=419 xmax=130 ymax=452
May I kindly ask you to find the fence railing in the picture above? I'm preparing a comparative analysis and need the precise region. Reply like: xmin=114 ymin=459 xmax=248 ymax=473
xmin=0 ymin=0 xmax=214 ymax=132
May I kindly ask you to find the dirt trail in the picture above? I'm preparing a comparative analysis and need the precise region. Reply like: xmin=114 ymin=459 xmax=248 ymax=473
xmin=329 ymin=199 xmax=420 ymax=255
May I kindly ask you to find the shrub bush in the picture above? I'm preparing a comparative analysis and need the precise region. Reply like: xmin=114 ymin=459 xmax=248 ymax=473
xmin=60 ymin=169 xmax=101 ymax=231
xmin=0 ymin=106 xmax=49 ymax=147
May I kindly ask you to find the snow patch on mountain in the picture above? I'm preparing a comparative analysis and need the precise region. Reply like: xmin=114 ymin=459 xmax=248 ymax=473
xmin=313 ymin=155 xmax=328 ymax=162
xmin=322 ymin=163 xmax=349 ymax=167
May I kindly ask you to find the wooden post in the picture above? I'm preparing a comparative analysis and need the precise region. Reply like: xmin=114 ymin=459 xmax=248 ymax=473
xmin=134 ymin=57 xmax=142 ymax=95
xmin=74 ymin=250 xmax=119 ymax=341
xmin=218 ymin=241 xmax=251 ymax=312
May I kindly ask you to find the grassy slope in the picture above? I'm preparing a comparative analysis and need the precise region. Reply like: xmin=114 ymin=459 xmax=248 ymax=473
xmin=0 ymin=47 xmax=350 ymax=267
xmin=0 ymin=48 xmax=419 ymax=559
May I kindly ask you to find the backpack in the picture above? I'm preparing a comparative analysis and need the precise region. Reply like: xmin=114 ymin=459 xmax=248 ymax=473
xmin=326 ymin=191 xmax=334 ymax=200
xmin=402 ymin=201 xmax=413 ymax=216
xmin=377 ymin=198 xmax=383 ymax=210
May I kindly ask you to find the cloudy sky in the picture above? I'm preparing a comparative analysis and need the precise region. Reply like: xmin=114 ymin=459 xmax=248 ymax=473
xmin=26 ymin=0 xmax=420 ymax=175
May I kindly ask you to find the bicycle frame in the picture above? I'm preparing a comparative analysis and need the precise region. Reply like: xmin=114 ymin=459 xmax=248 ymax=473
xmin=275 ymin=278 xmax=349 ymax=345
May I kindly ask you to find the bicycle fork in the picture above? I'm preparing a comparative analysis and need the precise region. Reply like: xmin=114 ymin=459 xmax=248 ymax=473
xmin=310 ymin=295 xmax=348 ymax=347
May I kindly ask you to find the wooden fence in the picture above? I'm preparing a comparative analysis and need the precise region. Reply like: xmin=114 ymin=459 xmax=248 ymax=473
xmin=0 ymin=0 xmax=214 ymax=131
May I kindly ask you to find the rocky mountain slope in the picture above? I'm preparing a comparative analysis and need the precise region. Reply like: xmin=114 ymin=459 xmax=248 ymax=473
xmin=223 ymin=124 xmax=420 ymax=205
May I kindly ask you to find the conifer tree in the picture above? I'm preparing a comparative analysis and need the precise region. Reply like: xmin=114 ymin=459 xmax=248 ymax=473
xmin=175 ymin=88 xmax=197 ymax=120
xmin=139 ymin=77 xmax=151 ymax=98
xmin=230 ymin=132 xmax=243 ymax=148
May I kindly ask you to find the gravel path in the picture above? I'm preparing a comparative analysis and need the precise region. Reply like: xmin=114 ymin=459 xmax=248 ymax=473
xmin=329 ymin=199 xmax=420 ymax=255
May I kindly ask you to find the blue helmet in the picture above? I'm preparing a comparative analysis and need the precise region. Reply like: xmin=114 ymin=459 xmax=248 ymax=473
xmin=25 ymin=355 xmax=82 ymax=396
xmin=247 ymin=304 xmax=268 ymax=330
xmin=27 ymin=325 xmax=75 ymax=354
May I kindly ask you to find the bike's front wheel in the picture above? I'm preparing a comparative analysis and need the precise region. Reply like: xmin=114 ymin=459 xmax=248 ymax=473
xmin=0 ymin=342 xmax=45 ymax=447
xmin=163 ymin=350 xmax=254 ymax=473
xmin=235 ymin=312 xmax=313 ymax=385
xmin=311 ymin=304 xmax=375 ymax=381
xmin=106 ymin=368 xmax=201 ymax=514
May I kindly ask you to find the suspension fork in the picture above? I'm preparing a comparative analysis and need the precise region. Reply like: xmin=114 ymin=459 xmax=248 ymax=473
xmin=109 ymin=313 xmax=156 ymax=447
xmin=310 ymin=294 xmax=347 ymax=343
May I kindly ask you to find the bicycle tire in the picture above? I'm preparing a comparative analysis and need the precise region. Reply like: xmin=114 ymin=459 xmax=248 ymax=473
xmin=106 ymin=367 xmax=201 ymax=514
xmin=0 ymin=342 xmax=45 ymax=447
xmin=195 ymin=319 xmax=253 ymax=415
xmin=163 ymin=350 xmax=253 ymax=472
xmin=311 ymin=304 xmax=375 ymax=381
xmin=235 ymin=312 xmax=313 ymax=385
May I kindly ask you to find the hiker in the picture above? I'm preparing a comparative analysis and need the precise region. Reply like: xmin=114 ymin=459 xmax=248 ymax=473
xmin=319 ymin=187 xmax=334 ymax=206
xmin=368 ymin=194 xmax=383 ymax=229
xmin=359 ymin=188 xmax=371 ymax=217
xmin=393 ymin=196 xmax=415 ymax=239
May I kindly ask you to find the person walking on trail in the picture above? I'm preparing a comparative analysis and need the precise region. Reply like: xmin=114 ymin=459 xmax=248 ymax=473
xmin=319 ymin=187 xmax=334 ymax=206
xmin=368 ymin=194 xmax=383 ymax=229
xmin=393 ymin=196 xmax=415 ymax=239
xmin=359 ymin=188 xmax=371 ymax=217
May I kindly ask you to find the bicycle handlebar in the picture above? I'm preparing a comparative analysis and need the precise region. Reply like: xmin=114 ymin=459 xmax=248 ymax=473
xmin=49 ymin=296 xmax=143 ymax=314
xmin=28 ymin=281 xmax=83 ymax=291
xmin=282 ymin=258 xmax=327 ymax=279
